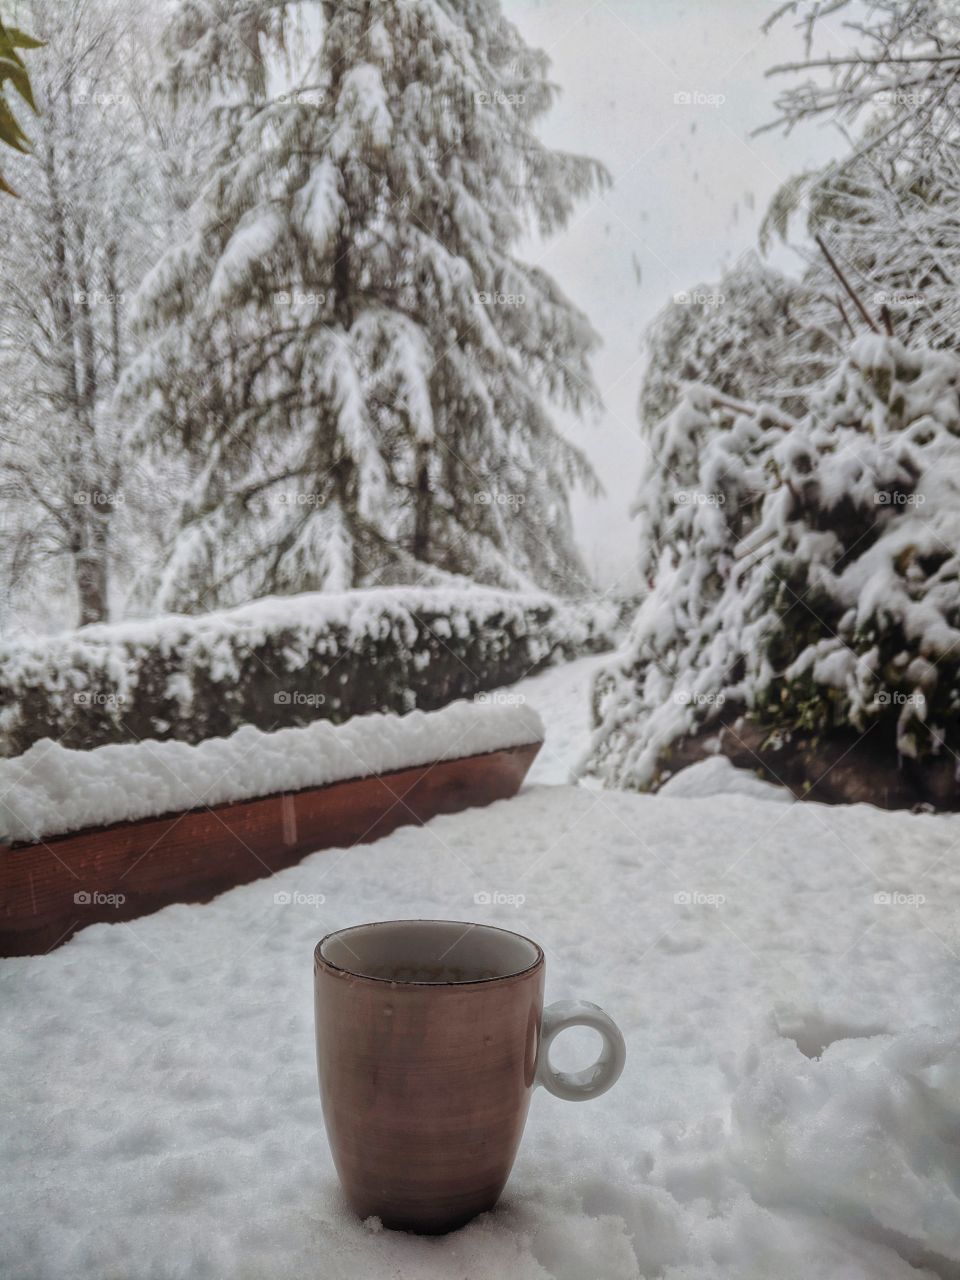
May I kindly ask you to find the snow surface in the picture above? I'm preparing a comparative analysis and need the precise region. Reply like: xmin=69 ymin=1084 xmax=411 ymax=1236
xmin=0 ymin=699 xmax=544 ymax=845
xmin=9 ymin=585 xmax=565 ymax=653
xmin=2 ymin=779 xmax=958 ymax=1279
xmin=2 ymin=658 xmax=957 ymax=1277
xmin=496 ymin=651 xmax=611 ymax=785
xmin=659 ymin=755 xmax=790 ymax=804
xmin=498 ymin=654 xmax=781 ymax=801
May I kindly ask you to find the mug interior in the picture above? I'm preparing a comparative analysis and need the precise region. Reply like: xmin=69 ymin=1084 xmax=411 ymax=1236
xmin=318 ymin=919 xmax=541 ymax=985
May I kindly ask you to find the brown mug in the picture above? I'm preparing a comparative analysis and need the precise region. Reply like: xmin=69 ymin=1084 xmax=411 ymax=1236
xmin=314 ymin=919 xmax=626 ymax=1234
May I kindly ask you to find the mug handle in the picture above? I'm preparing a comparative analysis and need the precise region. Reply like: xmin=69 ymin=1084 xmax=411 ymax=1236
xmin=535 ymin=999 xmax=626 ymax=1101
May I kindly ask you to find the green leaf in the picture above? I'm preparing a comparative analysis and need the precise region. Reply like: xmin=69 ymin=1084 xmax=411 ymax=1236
xmin=0 ymin=56 xmax=37 ymax=112
xmin=3 ymin=26 xmax=44 ymax=51
xmin=0 ymin=21 xmax=23 ymax=65
xmin=0 ymin=36 xmax=24 ymax=70
xmin=0 ymin=18 xmax=40 ymax=193
xmin=0 ymin=97 xmax=30 ymax=153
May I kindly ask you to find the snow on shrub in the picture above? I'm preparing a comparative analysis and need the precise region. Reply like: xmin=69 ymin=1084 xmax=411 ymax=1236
xmin=585 ymin=336 xmax=960 ymax=791
xmin=0 ymin=586 xmax=616 ymax=756
xmin=639 ymin=251 xmax=833 ymax=431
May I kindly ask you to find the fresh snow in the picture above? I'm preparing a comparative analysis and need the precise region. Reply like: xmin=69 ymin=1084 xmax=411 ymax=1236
xmin=0 ymin=699 xmax=544 ymax=845
xmin=6 ymin=584 xmax=583 ymax=656
xmin=658 ymin=754 xmax=791 ymax=804
xmin=588 ymin=337 xmax=960 ymax=790
xmin=2 ymin=776 xmax=958 ymax=1278
xmin=207 ymin=206 xmax=285 ymax=307
xmin=292 ymin=157 xmax=344 ymax=256
xmin=496 ymin=651 xmax=612 ymax=785
xmin=331 ymin=63 xmax=393 ymax=156
xmin=498 ymin=655 xmax=787 ymax=801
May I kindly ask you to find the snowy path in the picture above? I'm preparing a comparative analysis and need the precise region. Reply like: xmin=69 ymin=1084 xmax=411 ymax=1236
xmin=499 ymin=651 xmax=610 ymax=785
xmin=2 ymin=754 xmax=959 ymax=1277
xmin=503 ymin=654 xmax=788 ymax=803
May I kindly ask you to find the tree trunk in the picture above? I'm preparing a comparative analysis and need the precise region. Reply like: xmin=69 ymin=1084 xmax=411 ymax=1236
xmin=40 ymin=129 xmax=113 ymax=627
xmin=106 ymin=241 xmax=122 ymax=382
xmin=75 ymin=526 xmax=110 ymax=626
xmin=412 ymin=445 xmax=431 ymax=562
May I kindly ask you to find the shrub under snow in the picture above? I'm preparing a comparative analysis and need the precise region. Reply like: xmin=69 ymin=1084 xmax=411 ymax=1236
xmin=586 ymin=336 xmax=960 ymax=793
xmin=0 ymin=586 xmax=615 ymax=756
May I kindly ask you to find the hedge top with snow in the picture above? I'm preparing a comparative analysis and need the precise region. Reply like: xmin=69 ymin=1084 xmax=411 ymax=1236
xmin=0 ymin=585 xmax=615 ymax=756
xmin=586 ymin=336 xmax=960 ymax=792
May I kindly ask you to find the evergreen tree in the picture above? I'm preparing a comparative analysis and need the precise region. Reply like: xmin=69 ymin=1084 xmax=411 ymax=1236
xmin=586 ymin=337 xmax=960 ymax=792
xmin=125 ymin=0 xmax=606 ymax=611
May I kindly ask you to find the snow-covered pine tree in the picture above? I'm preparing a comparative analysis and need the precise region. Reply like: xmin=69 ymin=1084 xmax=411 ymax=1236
xmin=585 ymin=336 xmax=960 ymax=794
xmin=124 ymin=0 xmax=606 ymax=611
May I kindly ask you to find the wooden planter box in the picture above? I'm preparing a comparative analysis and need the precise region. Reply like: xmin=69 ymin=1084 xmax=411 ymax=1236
xmin=0 ymin=741 xmax=541 ymax=957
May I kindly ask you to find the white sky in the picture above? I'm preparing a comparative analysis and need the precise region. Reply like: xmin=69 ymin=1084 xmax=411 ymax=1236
xmin=505 ymin=0 xmax=849 ymax=588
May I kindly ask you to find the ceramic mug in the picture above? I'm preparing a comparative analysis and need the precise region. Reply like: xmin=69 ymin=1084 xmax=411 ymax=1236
xmin=314 ymin=919 xmax=626 ymax=1233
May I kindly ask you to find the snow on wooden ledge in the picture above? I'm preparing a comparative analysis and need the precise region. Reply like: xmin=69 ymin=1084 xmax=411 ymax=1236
xmin=0 ymin=698 xmax=544 ymax=846
xmin=0 ymin=700 xmax=543 ymax=956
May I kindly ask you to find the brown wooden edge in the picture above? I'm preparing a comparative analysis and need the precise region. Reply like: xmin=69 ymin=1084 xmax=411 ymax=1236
xmin=0 ymin=741 xmax=542 ymax=957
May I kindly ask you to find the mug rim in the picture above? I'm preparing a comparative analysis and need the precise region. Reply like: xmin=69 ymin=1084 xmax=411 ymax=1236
xmin=314 ymin=918 xmax=544 ymax=988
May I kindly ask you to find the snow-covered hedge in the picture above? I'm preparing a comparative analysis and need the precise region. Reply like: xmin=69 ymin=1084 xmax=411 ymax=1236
xmin=0 ymin=586 xmax=615 ymax=756
xmin=586 ymin=337 xmax=960 ymax=795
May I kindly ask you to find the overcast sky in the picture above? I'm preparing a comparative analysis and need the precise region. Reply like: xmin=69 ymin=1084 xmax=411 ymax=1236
xmin=504 ymin=0 xmax=849 ymax=588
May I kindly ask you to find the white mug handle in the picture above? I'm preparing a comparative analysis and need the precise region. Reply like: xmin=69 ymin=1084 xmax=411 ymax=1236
xmin=535 ymin=999 xmax=626 ymax=1101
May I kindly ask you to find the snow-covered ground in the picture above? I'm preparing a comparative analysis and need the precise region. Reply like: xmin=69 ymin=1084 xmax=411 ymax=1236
xmin=501 ymin=651 xmax=610 ymax=785
xmin=2 ymin=658 xmax=959 ymax=1279
xmin=507 ymin=653 xmax=794 ymax=800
